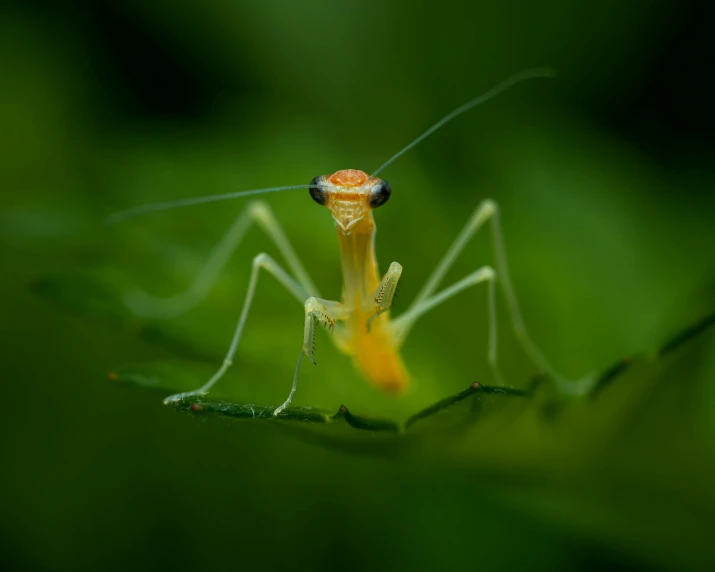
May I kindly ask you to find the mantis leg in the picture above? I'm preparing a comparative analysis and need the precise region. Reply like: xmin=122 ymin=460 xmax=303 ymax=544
xmin=389 ymin=266 xmax=503 ymax=384
xmin=125 ymin=200 xmax=319 ymax=319
xmin=163 ymin=252 xmax=309 ymax=404
xmin=366 ymin=262 xmax=402 ymax=332
xmin=273 ymin=297 xmax=347 ymax=416
xmin=392 ymin=199 xmax=595 ymax=395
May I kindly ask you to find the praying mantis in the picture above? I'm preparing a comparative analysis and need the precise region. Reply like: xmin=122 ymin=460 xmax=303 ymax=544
xmin=108 ymin=68 xmax=594 ymax=416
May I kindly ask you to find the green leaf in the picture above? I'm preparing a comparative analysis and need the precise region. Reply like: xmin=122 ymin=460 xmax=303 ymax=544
xmin=104 ymin=307 xmax=715 ymax=458
xmin=40 ymin=269 xmax=715 ymax=450
xmin=110 ymin=361 xmax=528 ymax=434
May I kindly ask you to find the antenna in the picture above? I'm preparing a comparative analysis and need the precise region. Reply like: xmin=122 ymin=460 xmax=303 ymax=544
xmin=106 ymin=68 xmax=554 ymax=224
xmin=368 ymin=67 xmax=555 ymax=180
xmin=104 ymin=184 xmax=311 ymax=225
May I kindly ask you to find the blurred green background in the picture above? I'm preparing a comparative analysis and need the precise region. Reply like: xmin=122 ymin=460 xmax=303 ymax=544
xmin=2 ymin=0 xmax=714 ymax=570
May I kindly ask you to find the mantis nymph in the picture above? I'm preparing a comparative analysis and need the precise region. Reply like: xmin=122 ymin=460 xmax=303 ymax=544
xmin=108 ymin=68 xmax=593 ymax=415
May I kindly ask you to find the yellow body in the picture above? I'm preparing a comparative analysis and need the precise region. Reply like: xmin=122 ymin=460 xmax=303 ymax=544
xmin=335 ymin=213 xmax=409 ymax=392
xmin=318 ymin=168 xmax=408 ymax=393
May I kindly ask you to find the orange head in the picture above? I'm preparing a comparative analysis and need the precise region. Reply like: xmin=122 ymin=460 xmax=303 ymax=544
xmin=308 ymin=169 xmax=391 ymax=234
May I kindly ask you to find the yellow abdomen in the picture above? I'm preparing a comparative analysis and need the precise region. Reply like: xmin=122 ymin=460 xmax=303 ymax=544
xmin=349 ymin=308 xmax=409 ymax=393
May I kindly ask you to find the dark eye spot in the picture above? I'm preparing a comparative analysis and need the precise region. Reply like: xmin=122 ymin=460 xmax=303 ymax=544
xmin=369 ymin=179 xmax=391 ymax=208
xmin=309 ymin=176 xmax=326 ymax=206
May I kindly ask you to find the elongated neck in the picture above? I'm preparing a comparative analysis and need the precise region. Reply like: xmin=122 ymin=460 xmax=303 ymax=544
xmin=337 ymin=212 xmax=379 ymax=309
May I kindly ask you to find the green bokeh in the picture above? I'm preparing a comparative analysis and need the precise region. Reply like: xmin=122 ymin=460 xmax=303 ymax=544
xmin=2 ymin=1 xmax=714 ymax=570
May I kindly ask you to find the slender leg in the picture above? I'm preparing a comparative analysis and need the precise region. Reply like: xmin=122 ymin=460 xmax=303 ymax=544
xmin=389 ymin=266 xmax=503 ymax=385
xmin=393 ymin=199 xmax=595 ymax=395
xmin=366 ymin=261 xmax=402 ymax=332
xmin=125 ymin=201 xmax=319 ymax=319
xmin=163 ymin=252 xmax=309 ymax=404
xmin=273 ymin=297 xmax=346 ymax=416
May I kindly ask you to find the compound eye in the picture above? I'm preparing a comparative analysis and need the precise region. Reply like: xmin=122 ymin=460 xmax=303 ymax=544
xmin=369 ymin=179 xmax=391 ymax=208
xmin=308 ymin=176 xmax=327 ymax=206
